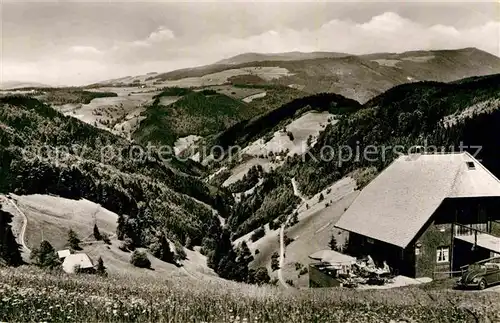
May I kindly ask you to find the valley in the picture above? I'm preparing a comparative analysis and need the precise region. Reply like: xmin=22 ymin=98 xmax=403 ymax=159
xmin=1 ymin=46 xmax=500 ymax=322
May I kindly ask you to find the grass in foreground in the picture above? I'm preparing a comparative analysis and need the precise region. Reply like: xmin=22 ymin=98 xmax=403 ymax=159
xmin=1 ymin=266 xmax=499 ymax=322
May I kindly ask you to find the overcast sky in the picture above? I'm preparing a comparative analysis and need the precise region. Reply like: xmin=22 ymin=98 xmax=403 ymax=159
xmin=1 ymin=1 xmax=499 ymax=86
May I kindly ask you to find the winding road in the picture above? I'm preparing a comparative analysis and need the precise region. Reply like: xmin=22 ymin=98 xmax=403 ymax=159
xmin=277 ymin=178 xmax=307 ymax=288
xmin=6 ymin=195 xmax=31 ymax=254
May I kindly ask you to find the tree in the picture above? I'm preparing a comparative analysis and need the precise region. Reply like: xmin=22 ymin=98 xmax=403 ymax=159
xmin=149 ymin=233 xmax=175 ymax=263
xmin=329 ymin=234 xmax=339 ymax=252
xmin=288 ymin=212 xmax=299 ymax=226
xmin=93 ymin=224 xmax=102 ymax=241
xmin=31 ymin=240 xmax=60 ymax=269
xmin=68 ymin=229 xmax=81 ymax=250
xmin=250 ymin=226 xmax=265 ymax=242
xmin=284 ymin=234 xmax=294 ymax=246
xmin=124 ymin=236 xmax=135 ymax=251
xmin=101 ymin=233 xmax=111 ymax=245
xmin=174 ymin=241 xmax=187 ymax=262
xmin=185 ymin=236 xmax=193 ymax=250
xmin=238 ymin=241 xmax=253 ymax=264
xmin=130 ymin=250 xmax=151 ymax=268
xmin=271 ymin=251 xmax=280 ymax=271
xmin=0 ymin=210 xmax=23 ymax=266
xmin=252 ymin=267 xmax=270 ymax=285
xmin=96 ymin=256 xmax=107 ymax=276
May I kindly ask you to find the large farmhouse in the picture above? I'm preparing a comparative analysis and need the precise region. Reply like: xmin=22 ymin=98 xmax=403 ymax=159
xmin=335 ymin=152 xmax=500 ymax=279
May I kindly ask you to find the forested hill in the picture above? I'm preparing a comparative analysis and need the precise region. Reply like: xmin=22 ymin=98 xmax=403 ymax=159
xmin=0 ymin=96 xmax=232 ymax=247
xmin=210 ymin=93 xmax=362 ymax=152
xmin=283 ymin=74 xmax=500 ymax=197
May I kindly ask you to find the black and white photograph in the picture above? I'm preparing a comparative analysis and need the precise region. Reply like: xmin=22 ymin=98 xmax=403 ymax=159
xmin=1 ymin=1 xmax=500 ymax=322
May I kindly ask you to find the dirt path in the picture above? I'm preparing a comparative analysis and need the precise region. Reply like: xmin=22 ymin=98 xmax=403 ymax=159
xmin=277 ymin=178 xmax=306 ymax=288
xmin=291 ymin=178 xmax=307 ymax=203
xmin=7 ymin=195 xmax=31 ymax=254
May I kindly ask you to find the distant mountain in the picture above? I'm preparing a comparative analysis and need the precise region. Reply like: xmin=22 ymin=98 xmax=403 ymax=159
xmin=118 ymin=47 xmax=500 ymax=103
xmin=0 ymin=81 xmax=51 ymax=90
xmin=215 ymin=51 xmax=350 ymax=65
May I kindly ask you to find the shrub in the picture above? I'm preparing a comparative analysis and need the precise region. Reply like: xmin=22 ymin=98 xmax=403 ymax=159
xmin=250 ymin=226 xmax=265 ymax=242
xmin=254 ymin=249 xmax=260 ymax=255
xmin=185 ymin=236 xmax=193 ymax=250
xmin=118 ymin=242 xmax=129 ymax=252
xmin=288 ymin=212 xmax=299 ymax=227
xmin=251 ymin=267 xmax=271 ymax=285
xmin=130 ymin=250 xmax=151 ymax=268
xmin=102 ymin=234 xmax=111 ymax=245
xmin=286 ymin=131 xmax=294 ymax=141
xmin=284 ymin=234 xmax=294 ymax=246
xmin=269 ymin=220 xmax=280 ymax=231
xmin=149 ymin=233 xmax=175 ymax=264
xmin=271 ymin=260 xmax=279 ymax=272
xmin=124 ymin=237 xmax=135 ymax=251
xmin=174 ymin=242 xmax=187 ymax=262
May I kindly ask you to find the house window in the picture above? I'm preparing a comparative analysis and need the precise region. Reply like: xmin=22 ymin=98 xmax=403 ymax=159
xmin=466 ymin=161 xmax=475 ymax=170
xmin=415 ymin=245 xmax=421 ymax=256
xmin=436 ymin=246 xmax=450 ymax=263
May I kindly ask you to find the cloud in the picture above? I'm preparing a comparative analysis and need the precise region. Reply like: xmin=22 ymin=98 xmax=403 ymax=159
xmin=4 ymin=11 xmax=498 ymax=86
xmin=359 ymin=11 xmax=414 ymax=33
xmin=147 ymin=26 xmax=175 ymax=43
xmin=207 ymin=12 xmax=499 ymax=57
xmin=132 ymin=26 xmax=175 ymax=47
xmin=69 ymin=46 xmax=103 ymax=55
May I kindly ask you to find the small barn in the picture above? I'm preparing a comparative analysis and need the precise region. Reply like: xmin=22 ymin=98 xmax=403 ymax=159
xmin=335 ymin=152 xmax=500 ymax=279
xmin=57 ymin=249 xmax=72 ymax=260
xmin=62 ymin=253 xmax=95 ymax=274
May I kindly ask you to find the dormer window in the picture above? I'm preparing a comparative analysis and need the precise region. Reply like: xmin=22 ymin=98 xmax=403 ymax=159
xmin=466 ymin=161 xmax=475 ymax=170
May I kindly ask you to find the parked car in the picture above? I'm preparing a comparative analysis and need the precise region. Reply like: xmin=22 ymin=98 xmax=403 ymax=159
xmin=456 ymin=262 xmax=500 ymax=290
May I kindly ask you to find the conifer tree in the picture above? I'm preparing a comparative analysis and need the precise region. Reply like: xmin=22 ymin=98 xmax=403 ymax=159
xmin=329 ymin=234 xmax=338 ymax=252
xmin=0 ymin=210 xmax=22 ymax=266
xmin=96 ymin=256 xmax=107 ymax=276
xmin=68 ymin=229 xmax=81 ymax=250
xmin=31 ymin=240 xmax=59 ymax=269
xmin=93 ymin=224 xmax=102 ymax=241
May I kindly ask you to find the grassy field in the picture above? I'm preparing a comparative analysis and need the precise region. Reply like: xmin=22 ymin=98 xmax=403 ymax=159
xmin=3 ymin=194 xmax=118 ymax=251
xmin=1 ymin=266 xmax=499 ymax=322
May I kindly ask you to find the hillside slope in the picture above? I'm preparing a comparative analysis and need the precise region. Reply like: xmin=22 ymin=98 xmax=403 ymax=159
xmin=285 ymin=73 xmax=500 ymax=197
xmin=0 ymin=96 xmax=231 ymax=248
xmin=218 ymin=74 xmax=500 ymax=277
xmin=133 ymin=48 xmax=500 ymax=103
xmin=216 ymin=51 xmax=350 ymax=65
xmin=134 ymin=89 xmax=257 ymax=147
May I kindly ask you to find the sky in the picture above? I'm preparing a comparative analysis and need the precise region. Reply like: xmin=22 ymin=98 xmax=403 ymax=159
xmin=1 ymin=1 xmax=499 ymax=86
